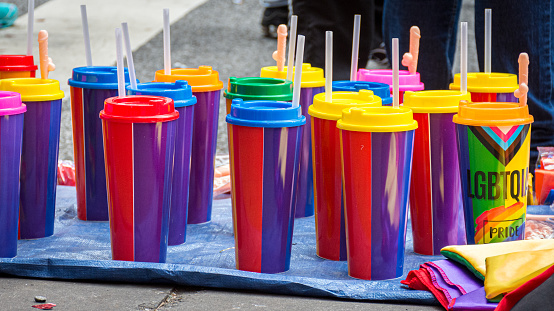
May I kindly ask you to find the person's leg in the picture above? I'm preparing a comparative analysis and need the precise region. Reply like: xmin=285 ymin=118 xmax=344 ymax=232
xmin=292 ymin=0 xmax=374 ymax=80
xmin=260 ymin=0 xmax=289 ymax=38
xmin=475 ymin=0 xmax=554 ymax=169
xmin=259 ymin=0 xmax=289 ymax=7
xmin=383 ymin=0 xmax=462 ymax=90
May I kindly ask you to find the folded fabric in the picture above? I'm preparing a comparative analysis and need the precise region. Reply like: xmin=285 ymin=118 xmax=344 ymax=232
xmin=402 ymin=259 xmax=497 ymax=310
xmin=450 ymin=287 xmax=497 ymax=311
xmin=441 ymin=240 xmax=554 ymax=280
xmin=496 ymin=264 xmax=554 ymax=311
xmin=484 ymin=248 xmax=554 ymax=301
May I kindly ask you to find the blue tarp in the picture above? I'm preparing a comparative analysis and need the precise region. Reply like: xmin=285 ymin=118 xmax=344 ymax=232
xmin=2 ymin=185 xmax=474 ymax=304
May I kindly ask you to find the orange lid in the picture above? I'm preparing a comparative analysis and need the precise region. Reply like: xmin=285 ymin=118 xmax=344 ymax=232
xmin=452 ymin=101 xmax=534 ymax=126
xmin=154 ymin=66 xmax=223 ymax=92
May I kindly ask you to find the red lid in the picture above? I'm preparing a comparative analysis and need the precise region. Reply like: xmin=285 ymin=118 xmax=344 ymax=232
xmin=99 ymin=95 xmax=179 ymax=123
xmin=0 ymin=55 xmax=38 ymax=72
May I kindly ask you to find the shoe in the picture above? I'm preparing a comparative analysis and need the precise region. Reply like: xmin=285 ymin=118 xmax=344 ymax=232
xmin=368 ymin=42 xmax=390 ymax=68
xmin=261 ymin=6 xmax=288 ymax=38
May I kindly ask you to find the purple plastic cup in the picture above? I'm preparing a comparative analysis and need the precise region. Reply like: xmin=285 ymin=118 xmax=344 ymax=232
xmin=0 ymin=78 xmax=64 ymax=240
xmin=0 ymin=91 xmax=26 ymax=257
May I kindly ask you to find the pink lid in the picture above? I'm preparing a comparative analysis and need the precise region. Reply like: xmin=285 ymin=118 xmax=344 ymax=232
xmin=0 ymin=91 xmax=26 ymax=116
xmin=357 ymin=69 xmax=424 ymax=91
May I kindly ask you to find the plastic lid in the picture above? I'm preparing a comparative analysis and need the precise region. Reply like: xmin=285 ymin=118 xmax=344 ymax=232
xmin=0 ymin=78 xmax=64 ymax=101
xmin=332 ymin=80 xmax=393 ymax=105
xmin=260 ymin=63 xmax=325 ymax=88
xmin=226 ymin=98 xmax=306 ymax=128
xmin=127 ymin=81 xmax=197 ymax=108
xmin=0 ymin=91 xmax=26 ymax=116
xmin=403 ymin=90 xmax=471 ymax=113
xmin=450 ymin=72 xmax=518 ymax=93
xmin=100 ymin=95 xmax=179 ymax=123
xmin=225 ymin=77 xmax=292 ymax=101
xmin=452 ymin=101 xmax=534 ymax=126
xmin=357 ymin=69 xmax=424 ymax=91
xmin=337 ymin=106 xmax=418 ymax=132
xmin=308 ymin=90 xmax=382 ymax=121
xmin=68 ymin=66 xmax=136 ymax=90
xmin=0 ymin=55 xmax=38 ymax=72
xmin=154 ymin=66 xmax=224 ymax=92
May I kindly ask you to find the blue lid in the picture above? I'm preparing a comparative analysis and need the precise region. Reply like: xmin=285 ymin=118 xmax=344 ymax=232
xmin=226 ymin=99 xmax=306 ymax=128
xmin=126 ymin=81 xmax=197 ymax=108
xmin=68 ymin=66 xmax=137 ymax=90
xmin=332 ymin=80 xmax=393 ymax=106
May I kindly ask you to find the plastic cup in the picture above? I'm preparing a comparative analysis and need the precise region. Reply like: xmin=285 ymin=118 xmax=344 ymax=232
xmin=227 ymin=98 xmax=305 ymax=273
xmin=0 ymin=91 xmax=26 ymax=257
xmin=0 ymin=78 xmax=64 ymax=239
xmin=453 ymin=102 xmax=533 ymax=244
xmin=450 ymin=72 xmax=518 ymax=103
xmin=357 ymin=69 xmax=424 ymax=104
xmin=403 ymin=90 xmax=470 ymax=255
xmin=154 ymin=66 xmax=223 ymax=224
xmin=308 ymin=90 xmax=382 ymax=261
xmin=338 ymin=106 xmax=417 ymax=280
xmin=0 ymin=55 xmax=38 ymax=79
xmin=127 ymin=81 xmax=196 ymax=246
xmin=68 ymin=66 xmax=134 ymax=221
xmin=224 ymin=77 xmax=292 ymax=114
xmin=100 ymin=96 xmax=178 ymax=262
xmin=332 ymin=80 xmax=393 ymax=106
xmin=260 ymin=63 xmax=325 ymax=218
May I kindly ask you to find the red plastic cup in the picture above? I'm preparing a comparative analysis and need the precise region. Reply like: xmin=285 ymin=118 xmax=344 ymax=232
xmin=0 ymin=55 xmax=37 ymax=79
xmin=100 ymin=96 xmax=179 ymax=262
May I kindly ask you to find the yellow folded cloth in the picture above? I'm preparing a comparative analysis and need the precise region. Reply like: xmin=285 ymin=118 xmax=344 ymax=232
xmin=484 ymin=248 xmax=554 ymax=300
xmin=441 ymin=239 xmax=554 ymax=280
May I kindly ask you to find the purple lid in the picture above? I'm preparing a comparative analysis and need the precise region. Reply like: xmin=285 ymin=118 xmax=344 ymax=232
xmin=0 ymin=91 xmax=26 ymax=116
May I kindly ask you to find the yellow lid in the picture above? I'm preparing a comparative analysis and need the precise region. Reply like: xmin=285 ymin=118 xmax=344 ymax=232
xmin=403 ymin=90 xmax=471 ymax=113
xmin=154 ymin=66 xmax=224 ymax=92
xmin=452 ymin=101 xmax=533 ymax=126
xmin=450 ymin=72 xmax=518 ymax=93
xmin=0 ymin=78 xmax=64 ymax=101
xmin=337 ymin=106 xmax=418 ymax=132
xmin=260 ymin=63 xmax=325 ymax=88
xmin=308 ymin=90 xmax=382 ymax=121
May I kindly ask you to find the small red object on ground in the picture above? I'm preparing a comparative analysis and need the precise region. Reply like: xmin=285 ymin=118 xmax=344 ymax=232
xmin=32 ymin=303 xmax=56 ymax=310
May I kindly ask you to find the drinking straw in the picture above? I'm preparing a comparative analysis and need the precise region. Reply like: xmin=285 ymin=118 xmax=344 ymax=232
xmin=325 ymin=31 xmax=333 ymax=103
xmin=163 ymin=8 xmax=171 ymax=75
xmin=273 ymin=24 xmax=287 ymax=71
xmin=514 ymin=53 xmax=529 ymax=106
xmin=121 ymin=22 xmax=137 ymax=89
xmin=401 ymin=26 xmax=420 ymax=74
xmin=392 ymin=38 xmax=399 ymax=108
xmin=80 ymin=5 xmax=93 ymax=66
xmin=350 ymin=14 xmax=361 ymax=81
xmin=38 ymin=30 xmax=54 ymax=80
xmin=286 ymin=15 xmax=298 ymax=82
xmin=461 ymin=22 xmax=468 ymax=94
xmin=115 ymin=28 xmax=125 ymax=97
xmin=291 ymin=35 xmax=305 ymax=109
xmin=27 ymin=0 xmax=34 ymax=55
xmin=485 ymin=9 xmax=491 ymax=74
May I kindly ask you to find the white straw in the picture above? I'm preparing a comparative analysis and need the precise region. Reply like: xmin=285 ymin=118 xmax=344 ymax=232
xmin=484 ymin=9 xmax=491 ymax=74
xmin=392 ymin=38 xmax=399 ymax=109
xmin=291 ymin=35 xmax=305 ymax=109
xmin=26 ymin=0 xmax=34 ymax=55
xmin=121 ymin=23 xmax=137 ymax=90
xmin=163 ymin=8 xmax=171 ymax=75
xmin=325 ymin=31 xmax=333 ymax=103
xmin=81 ymin=5 xmax=93 ymax=66
xmin=286 ymin=15 xmax=298 ymax=82
xmin=115 ymin=28 xmax=125 ymax=97
xmin=350 ymin=14 xmax=361 ymax=81
xmin=460 ymin=22 xmax=468 ymax=94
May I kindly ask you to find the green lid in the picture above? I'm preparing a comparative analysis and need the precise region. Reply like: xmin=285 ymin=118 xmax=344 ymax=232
xmin=224 ymin=77 xmax=293 ymax=101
